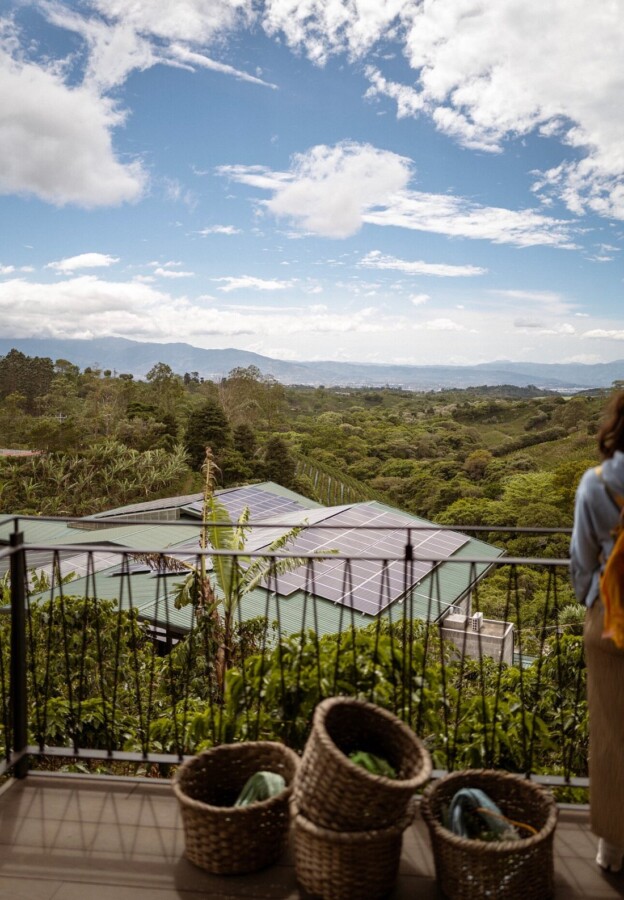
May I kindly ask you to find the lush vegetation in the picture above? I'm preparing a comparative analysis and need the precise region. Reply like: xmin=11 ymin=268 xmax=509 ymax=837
xmin=0 ymin=594 xmax=587 ymax=785
xmin=0 ymin=349 xmax=608 ymax=535
xmin=0 ymin=349 xmax=606 ymax=787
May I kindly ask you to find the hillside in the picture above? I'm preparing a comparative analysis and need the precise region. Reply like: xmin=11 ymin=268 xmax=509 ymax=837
xmin=1 ymin=337 xmax=623 ymax=390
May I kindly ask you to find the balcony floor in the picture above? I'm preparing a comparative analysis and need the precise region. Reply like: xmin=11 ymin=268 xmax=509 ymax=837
xmin=0 ymin=773 xmax=622 ymax=899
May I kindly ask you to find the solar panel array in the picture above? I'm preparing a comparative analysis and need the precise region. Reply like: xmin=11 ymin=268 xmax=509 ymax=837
xmin=270 ymin=505 xmax=468 ymax=616
xmin=186 ymin=486 xmax=306 ymax=523
xmin=90 ymin=487 xmax=469 ymax=618
xmin=141 ymin=486 xmax=311 ymax=575
xmin=36 ymin=550 xmax=125 ymax=582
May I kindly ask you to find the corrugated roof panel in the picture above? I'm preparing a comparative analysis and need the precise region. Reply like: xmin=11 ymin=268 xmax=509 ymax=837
xmin=6 ymin=483 xmax=504 ymax=635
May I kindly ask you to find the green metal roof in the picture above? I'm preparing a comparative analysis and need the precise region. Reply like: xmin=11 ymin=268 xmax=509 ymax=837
xmin=4 ymin=483 xmax=503 ymax=637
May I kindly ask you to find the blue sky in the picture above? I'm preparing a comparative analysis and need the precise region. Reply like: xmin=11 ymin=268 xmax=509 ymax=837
xmin=1 ymin=0 xmax=623 ymax=367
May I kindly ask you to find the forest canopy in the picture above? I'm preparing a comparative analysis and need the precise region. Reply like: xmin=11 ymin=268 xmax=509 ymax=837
xmin=0 ymin=350 xmax=608 ymax=535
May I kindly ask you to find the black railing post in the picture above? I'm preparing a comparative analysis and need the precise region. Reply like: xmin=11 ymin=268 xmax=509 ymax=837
xmin=10 ymin=531 xmax=28 ymax=778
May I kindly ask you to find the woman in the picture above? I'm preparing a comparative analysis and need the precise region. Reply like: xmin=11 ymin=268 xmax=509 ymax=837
xmin=570 ymin=390 xmax=624 ymax=872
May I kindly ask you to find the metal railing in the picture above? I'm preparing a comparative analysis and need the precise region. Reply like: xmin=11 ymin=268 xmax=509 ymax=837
xmin=0 ymin=524 xmax=585 ymax=792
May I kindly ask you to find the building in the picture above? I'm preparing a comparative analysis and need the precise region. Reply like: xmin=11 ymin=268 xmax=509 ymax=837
xmin=0 ymin=482 xmax=504 ymax=648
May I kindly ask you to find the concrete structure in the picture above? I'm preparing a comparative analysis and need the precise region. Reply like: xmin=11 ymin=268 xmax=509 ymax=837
xmin=440 ymin=610 xmax=515 ymax=665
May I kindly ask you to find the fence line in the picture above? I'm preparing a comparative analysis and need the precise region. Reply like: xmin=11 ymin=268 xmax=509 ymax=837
xmin=0 ymin=535 xmax=585 ymax=793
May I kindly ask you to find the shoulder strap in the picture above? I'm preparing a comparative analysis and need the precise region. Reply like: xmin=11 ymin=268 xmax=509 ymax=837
xmin=595 ymin=465 xmax=624 ymax=512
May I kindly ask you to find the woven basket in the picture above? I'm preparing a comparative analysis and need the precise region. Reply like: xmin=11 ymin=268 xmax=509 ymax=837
xmin=420 ymin=769 xmax=558 ymax=900
xmin=293 ymin=806 xmax=413 ymax=900
xmin=294 ymin=696 xmax=432 ymax=831
xmin=173 ymin=741 xmax=299 ymax=875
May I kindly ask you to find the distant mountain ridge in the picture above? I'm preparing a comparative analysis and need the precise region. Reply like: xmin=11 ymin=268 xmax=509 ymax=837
xmin=0 ymin=336 xmax=622 ymax=390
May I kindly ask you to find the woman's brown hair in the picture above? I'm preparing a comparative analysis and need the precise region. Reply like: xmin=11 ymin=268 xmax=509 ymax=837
xmin=598 ymin=390 xmax=624 ymax=459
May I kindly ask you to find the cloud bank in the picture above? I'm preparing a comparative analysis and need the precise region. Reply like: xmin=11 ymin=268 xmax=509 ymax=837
xmin=220 ymin=141 xmax=578 ymax=246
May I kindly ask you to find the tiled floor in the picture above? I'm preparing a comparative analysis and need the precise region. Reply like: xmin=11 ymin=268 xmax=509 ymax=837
xmin=0 ymin=774 xmax=622 ymax=899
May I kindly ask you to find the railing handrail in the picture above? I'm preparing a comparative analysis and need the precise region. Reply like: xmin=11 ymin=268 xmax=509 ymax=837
xmin=0 ymin=540 xmax=570 ymax=567
xmin=0 ymin=531 xmax=584 ymax=791
xmin=0 ymin=511 xmax=574 ymax=534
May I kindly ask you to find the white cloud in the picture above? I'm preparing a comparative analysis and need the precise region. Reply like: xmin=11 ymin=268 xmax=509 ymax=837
xmin=361 ymin=250 xmax=485 ymax=278
xmin=513 ymin=318 xmax=576 ymax=336
xmin=363 ymin=190 xmax=577 ymax=249
xmin=168 ymin=44 xmax=277 ymax=89
xmin=219 ymin=142 xmax=412 ymax=238
xmin=0 ymin=275 xmax=391 ymax=343
xmin=198 ymin=225 xmax=241 ymax=235
xmin=398 ymin=1 xmax=624 ymax=220
xmin=364 ymin=66 xmax=424 ymax=118
xmin=410 ymin=293 xmax=430 ymax=306
xmin=0 ymin=49 xmax=146 ymax=207
xmin=0 ymin=274 xmax=619 ymax=365
xmin=221 ymin=142 xmax=577 ymax=247
xmin=163 ymin=177 xmax=196 ymax=208
xmin=419 ymin=318 xmax=469 ymax=332
xmin=263 ymin=0 xmax=409 ymax=63
xmin=42 ymin=4 xmax=157 ymax=91
xmin=489 ymin=289 xmax=574 ymax=316
xmin=91 ymin=0 xmax=253 ymax=45
xmin=44 ymin=0 xmax=272 ymax=92
xmin=153 ymin=267 xmax=195 ymax=278
xmin=47 ymin=253 xmax=120 ymax=273
xmin=213 ymin=275 xmax=294 ymax=292
xmin=583 ymin=329 xmax=624 ymax=341
xmin=264 ymin=1 xmax=624 ymax=222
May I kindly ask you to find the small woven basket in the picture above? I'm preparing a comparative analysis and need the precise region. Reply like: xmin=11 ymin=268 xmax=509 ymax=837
xmin=293 ymin=806 xmax=413 ymax=900
xmin=294 ymin=696 xmax=432 ymax=831
xmin=173 ymin=741 xmax=299 ymax=875
xmin=420 ymin=769 xmax=558 ymax=900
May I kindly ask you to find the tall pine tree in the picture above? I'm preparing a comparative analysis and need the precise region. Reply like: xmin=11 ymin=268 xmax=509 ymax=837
xmin=185 ymin=400 xmax=231 ymax=469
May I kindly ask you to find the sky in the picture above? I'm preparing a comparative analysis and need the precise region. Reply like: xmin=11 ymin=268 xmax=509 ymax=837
xmin=1 ymin=0 xmax=623 ymax=368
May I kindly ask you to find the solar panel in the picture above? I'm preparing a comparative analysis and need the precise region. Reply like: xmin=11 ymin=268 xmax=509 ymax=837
xmin=263 ymin=504 xmax=469 ymax=615
xmin=36 ymin=550 xmax=123 ymax=581
xmin=186 ymin=485 xmax=306 ymax=523
xmin=174 ymin=495 xmax=470 ymax=618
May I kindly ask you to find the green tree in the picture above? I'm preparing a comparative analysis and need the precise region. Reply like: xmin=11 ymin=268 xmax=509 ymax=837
xmin=145 ymin=362 xmax=185 ymax=418
xmin=219 ymin=367 xmax=286 ymax=429
xmin=262 ymin=436 xmax=296 ymax=488
xmin=185 ymin=400 xmax=231 ymax=470
xmin=146 ymin=449 xmax=309 ymax=692
xmin=233 ymin=422 xmax=258 ymax=461
xmin=0 ymin=349 xmax=55 ymax=412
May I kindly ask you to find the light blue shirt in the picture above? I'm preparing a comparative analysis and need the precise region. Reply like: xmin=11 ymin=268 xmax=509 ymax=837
xmin=570 ymin=450 xmax=624 ymax=607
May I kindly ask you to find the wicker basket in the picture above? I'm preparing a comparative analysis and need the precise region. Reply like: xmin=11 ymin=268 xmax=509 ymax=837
xmin=173 ymin=741 xmax=299 ymax=875
xmin=420 ymin=769 xmax=558 ymax=900
xmin=294 ymin=696 xmax=432 ymax=831
xmin=293 ymin=805 xmax=413 ymax=900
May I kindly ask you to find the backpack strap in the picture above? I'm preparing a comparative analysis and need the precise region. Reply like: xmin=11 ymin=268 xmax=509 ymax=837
xmin=595 ymin=465 xmax=624 ymax=513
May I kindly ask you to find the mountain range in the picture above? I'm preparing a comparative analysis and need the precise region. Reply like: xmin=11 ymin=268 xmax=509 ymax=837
xmin=1 ymin=337 xmax=622 ymax=391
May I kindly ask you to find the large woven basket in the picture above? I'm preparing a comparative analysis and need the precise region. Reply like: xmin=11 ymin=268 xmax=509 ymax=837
xmin=420 ymin=769 xmax=558 ymax=900
xmin=293 ymin=805 xmax=413 ymax=900
xmin=294 ymin=696 xmax=432 ymax=831
xmin=173 ymin=741 xmax=299 ymax=875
